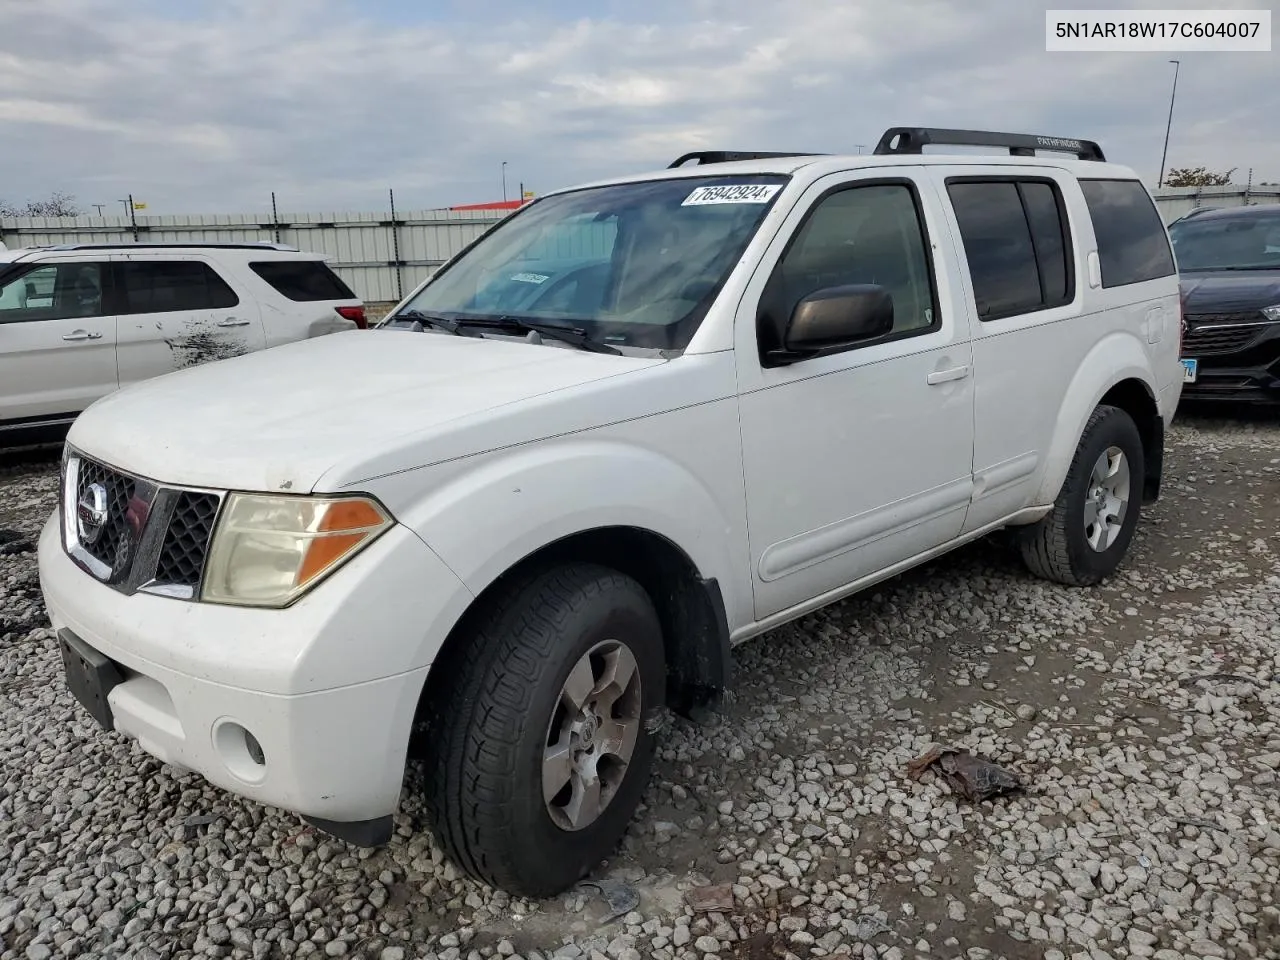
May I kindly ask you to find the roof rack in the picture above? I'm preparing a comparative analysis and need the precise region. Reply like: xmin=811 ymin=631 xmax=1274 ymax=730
xmin=668 ymin=150 xmax=825 ymax=168
xmin=32 ymin=241 xmax=300 ymax=252
xmin=873 ymin=127 xmax=1106 ymax=162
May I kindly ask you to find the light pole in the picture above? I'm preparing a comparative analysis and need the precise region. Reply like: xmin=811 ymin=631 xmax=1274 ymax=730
xmin=1158 ymin=59 xmax=1180 ymax=188
xmin=92 ymin=204 xmax=105 ymax=217
xmin=501 ymin=161 xmax=508 ymax=202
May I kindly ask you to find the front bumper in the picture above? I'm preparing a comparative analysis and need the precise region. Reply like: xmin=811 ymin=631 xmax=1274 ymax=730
xmin=1180 ymin=363 xmax=1280 ymax=404
xmin=1181 ymin=317 xmax=1280 ymax=405
xmin=38 ymin=512 xmax=472 ymax=829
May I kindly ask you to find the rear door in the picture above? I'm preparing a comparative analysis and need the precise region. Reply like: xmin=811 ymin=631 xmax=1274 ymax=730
xmin=927 ymin=166 xmax=1091 ymax=532
xmin=246 ymin=258 xmax=364 ymax=343
xmin=0 ymin=259 xmax=118 ymax=427
xmin=113 ymin=254 xmax=265 ymax=388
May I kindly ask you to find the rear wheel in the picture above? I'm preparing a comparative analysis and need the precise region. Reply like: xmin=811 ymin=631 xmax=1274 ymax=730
xmin=420 ymin=562 xmax=664 ymax=897
xmin=1018 ymin=404 xmax=1145 ymax=586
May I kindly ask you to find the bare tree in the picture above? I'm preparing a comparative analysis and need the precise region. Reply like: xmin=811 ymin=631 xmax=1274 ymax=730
xmin=1163 ymin=166 xmax=1236 ymax=187
xmin=0 ymin=191 xmax=82 ymax=217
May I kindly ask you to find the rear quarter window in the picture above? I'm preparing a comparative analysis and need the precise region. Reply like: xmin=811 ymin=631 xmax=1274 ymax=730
xmin=1079 ymin=179 xmax=1176 ymax=288
xmin=249 ymin=260 xmax=357 ymax=301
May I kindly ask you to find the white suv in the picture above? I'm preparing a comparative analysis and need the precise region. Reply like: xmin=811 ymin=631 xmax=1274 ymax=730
xmin=0 ymin=242 xmax=365 ymax=447
xmin=37 ymin=128 xmax=1183 ymax=898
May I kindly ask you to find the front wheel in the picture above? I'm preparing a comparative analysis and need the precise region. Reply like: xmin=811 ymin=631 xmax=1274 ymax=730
xmin=420 ymin=562 xmax=665 ymax=897
xmin=1018 ymin=404 xmax=1145 ymax=586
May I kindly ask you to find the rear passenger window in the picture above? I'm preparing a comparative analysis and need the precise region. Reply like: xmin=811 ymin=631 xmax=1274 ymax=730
xmin=1020 ymin=183 xmax=1070 ymax=304
xmin=1079 ymin=179 xmax=1176 ymax=288
xmin=250 ymin=260 xmax=356 ymax=301
xmin=946 ymin=178 xmax=1074 ymax=321
xmin=119 ymin=261 xmax=239 ymax=314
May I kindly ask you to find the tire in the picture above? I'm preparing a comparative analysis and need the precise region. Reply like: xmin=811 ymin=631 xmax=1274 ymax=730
xmin=420 ymin=562 xmax=665 ymax=897
xmin=1018 ymin=404 xmax=1145 ymax=587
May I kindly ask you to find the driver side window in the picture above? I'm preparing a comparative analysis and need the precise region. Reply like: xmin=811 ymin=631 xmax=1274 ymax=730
xmin=758 ymin=182 xmax=938 ymax=354
xmin=0 ymin=263 xmax=105 ymax=324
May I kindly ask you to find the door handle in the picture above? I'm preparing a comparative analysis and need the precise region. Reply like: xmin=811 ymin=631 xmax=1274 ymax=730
xmin=62 ymin=330 xmax=103 ymax=341
xmin=217 ymin=318 xmax=251 ymax=327
xmin=927 ymin=365 xmax=970 ymax=385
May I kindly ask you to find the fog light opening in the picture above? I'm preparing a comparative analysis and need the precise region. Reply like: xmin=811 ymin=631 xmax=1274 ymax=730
xmin=244 ymin=730 xmax=266 ymax=767
xmin=212 ymin=719 xmax=268 ymax=785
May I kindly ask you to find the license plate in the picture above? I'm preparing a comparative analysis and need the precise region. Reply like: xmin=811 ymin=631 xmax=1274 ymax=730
xmin=57 ymin=629 xmax=123 ymax=731
xmin=1181 ymin=358 xmax=1198 ymax=383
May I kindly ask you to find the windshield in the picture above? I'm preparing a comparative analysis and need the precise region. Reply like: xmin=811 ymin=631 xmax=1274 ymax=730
xmin=1168 ymin=212 xmax=1280 ymax=271
xmin=398 ymin=174 xmax=790 ymax=351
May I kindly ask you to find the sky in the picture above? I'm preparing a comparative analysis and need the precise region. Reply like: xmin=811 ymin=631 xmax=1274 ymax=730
xmin=0 ymin=0 xmax=1276 ymax=216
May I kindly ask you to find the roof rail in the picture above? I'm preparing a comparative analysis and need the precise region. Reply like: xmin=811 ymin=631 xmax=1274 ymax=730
xmin=873 ymin=127 xmax=1106 ymax=162
xmin=34 ymin=241 xmax=300 ymax=252
xmin=668 ymin=150 xmax=825 ymax=168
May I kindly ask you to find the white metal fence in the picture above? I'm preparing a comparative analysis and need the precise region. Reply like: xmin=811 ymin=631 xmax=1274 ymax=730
xmin=0 ymin=207 xmax=512 ymax=303
xmin=3 ymin=186 xmax=1277 ymax=303
xmin=1153 ymin=185 xmax=1280 ymax=223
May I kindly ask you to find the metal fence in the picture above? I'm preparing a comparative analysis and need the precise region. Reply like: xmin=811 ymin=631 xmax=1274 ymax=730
xmin=3 ymin=186 xmax=1278 ymax=303
xmin=1155 ymin=185 xmax=1280 ymax=223
xmin=0 ymin=206 xmax=513 ymax=303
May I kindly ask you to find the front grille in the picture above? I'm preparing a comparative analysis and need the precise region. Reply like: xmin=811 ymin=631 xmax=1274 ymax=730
xmin=154 ymin=492 xmax=220 ymax=588
xmin=75 ymin=459 xmax=136 ymax=572
xmin=63 ymin=451 xmax=223 ymax=600
xmin=1183 ymin=312 xmax=1271 ymax=355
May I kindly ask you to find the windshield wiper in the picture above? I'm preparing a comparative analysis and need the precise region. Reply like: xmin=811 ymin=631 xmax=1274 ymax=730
xmin=463 ymin=316 xmax=622 ymax=355
xmin=386 ymin=309 xmax=483 ymax=337
xmin=1207 ymin=265 xmax=1280 ymax=271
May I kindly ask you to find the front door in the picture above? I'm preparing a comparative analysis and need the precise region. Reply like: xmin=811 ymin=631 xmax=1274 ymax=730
xmin=0 ymin=259 xmax=118 ymax=427
xmin=113 ymin=254 xmax=265 ymax=389
xmin=734 ymin=170 xmax=976 ymax=621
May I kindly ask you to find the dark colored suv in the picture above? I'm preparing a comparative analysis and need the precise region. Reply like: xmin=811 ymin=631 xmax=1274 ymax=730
xmin=1168 ymin=205 xmax=1280 ymax=404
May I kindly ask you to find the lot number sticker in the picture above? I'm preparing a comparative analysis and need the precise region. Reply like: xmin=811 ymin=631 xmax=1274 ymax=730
xmin=682 ymin=184 xmax=782 ymax=206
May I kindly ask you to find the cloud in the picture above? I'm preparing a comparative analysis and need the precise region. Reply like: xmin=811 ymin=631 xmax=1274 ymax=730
xmin=0 ymin=0 xmax=1276 ymax=215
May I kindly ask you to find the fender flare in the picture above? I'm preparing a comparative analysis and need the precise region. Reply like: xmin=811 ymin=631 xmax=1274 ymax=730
xmin=397 ymin=437 xmax=748 ymax=634
xmin=1033 ymin=332 xmax=1159 ymax=506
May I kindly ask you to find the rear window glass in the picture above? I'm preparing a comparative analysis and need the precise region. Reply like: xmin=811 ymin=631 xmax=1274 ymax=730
xmin=250 ymin=260 xmax=356 ymax=301
xmin=947 ymin=181 xmax=1044 ymax=319
xmin=119 ymin=261 xmax=239 ymax=313
xmin=1079 ymin=179 xmax=1176 ymax=288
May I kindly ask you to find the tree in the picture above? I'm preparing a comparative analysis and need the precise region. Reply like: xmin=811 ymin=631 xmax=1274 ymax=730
xmin=1163 ymin=166 xmax=1236 ymax=187
xmin=0 ymin=191 xmax=81 ymax=217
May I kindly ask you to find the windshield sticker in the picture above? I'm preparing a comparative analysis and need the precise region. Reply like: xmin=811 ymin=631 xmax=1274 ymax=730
xmin=681 ymin=184 xmax=782 ymax=206
xmin=510 ymin=272 xmax=550 ymax=284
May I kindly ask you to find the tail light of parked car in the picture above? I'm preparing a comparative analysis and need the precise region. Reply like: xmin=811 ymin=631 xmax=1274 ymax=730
xmin=335 ymin=305 xmax=367 ymax=330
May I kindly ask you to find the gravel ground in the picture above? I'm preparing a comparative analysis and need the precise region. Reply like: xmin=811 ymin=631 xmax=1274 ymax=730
xmin=2 ymin=412 xmax=1278 ymax=960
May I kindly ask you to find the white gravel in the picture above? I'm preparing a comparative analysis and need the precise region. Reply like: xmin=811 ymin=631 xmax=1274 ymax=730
xmin=2 ymin=414 xmax=1278 ymax=960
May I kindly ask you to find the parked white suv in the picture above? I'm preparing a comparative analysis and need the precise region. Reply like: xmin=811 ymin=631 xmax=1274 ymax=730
xmin=38 ymin=128 xmax=1183 ymax=898
xmin=0 ymin=242 xmax=365 ymax=447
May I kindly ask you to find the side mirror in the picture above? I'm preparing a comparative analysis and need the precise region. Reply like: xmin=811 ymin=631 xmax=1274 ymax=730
xmin=771 ymin=284 xmax=895 ymax=363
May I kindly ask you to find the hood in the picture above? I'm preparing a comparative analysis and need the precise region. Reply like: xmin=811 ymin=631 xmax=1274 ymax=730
xmin=1180 ymin=270 xmax=1280 ymax=314
xmin=68 ymin=329 xmax=663 ymax=493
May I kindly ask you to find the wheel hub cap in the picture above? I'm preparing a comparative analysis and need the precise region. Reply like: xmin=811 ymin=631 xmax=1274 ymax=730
xmin=543 ymin=640 xmax=643 ymax=832
xmin=1083 ymin=445 xmax=1130 ymax=553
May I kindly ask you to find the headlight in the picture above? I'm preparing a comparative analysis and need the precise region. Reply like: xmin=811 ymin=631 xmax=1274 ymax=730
xmin=201 ymin=493 xmax=392 ymax=608
xmin=1262 ymin=304 xmax=1280 ymax=322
